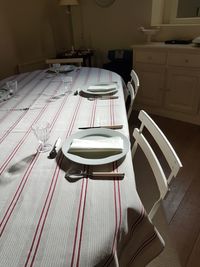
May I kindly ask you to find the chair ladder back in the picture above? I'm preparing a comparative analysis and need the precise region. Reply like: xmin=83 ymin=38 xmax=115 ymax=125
xmin=138 ymin=110 xmax=182 ymax=183
xmin=127 ymin=81 xmax=135 ymax=119
xmin=132 ymin=128 xmax=169 ymax=220
xmin=130 ymin=69 xmax=140 ymax=95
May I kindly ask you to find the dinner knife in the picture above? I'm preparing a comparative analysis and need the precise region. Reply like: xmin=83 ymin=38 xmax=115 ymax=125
xmin=78 ymin=125 xmax=123 ymax=130
xmin=48 ymin=137 xmax=61 ymax=158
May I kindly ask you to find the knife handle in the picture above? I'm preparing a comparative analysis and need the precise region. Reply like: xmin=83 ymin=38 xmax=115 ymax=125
xmin=78 ymin=125 xmax=123 ymax=130
xmin=104 ymin=125 xmax=123 ymax=129
xmin=91 ymin=172 xmax=124 ymax=178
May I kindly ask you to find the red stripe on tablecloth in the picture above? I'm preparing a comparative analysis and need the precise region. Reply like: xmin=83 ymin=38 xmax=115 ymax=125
xmin=103 ymin=75 xmax=122 ymax=267
xmin=75 ymin=101 xmax=97 ymax=267
xmin=0 ymin=70 xmax=44 ymax=119
xmin=0 ymin=152 xmax=40 ymax=236
xmin=129 ymin=232 xmax=158 ymax=265
xmin=0 ymin=81 xmax=65 ymax=234
xmin=0 ymin=79 xmax=56 ymax=144
xmin=70 ymin=68 xmax=100 ymax=267
xmin=28 ymin=96 xmax=82 ymax=266
xmin=24 ymin=95 xmax=83 ymax=267
xmin=0 ymin=82 xmax=62 ymax=175
xmin=70 ymin=175 xmax=86 ymax=267
xmin=0 ymin=70 xmax=82 ymax=237
xmin=24 ymin=68 xmax=91 ymax=266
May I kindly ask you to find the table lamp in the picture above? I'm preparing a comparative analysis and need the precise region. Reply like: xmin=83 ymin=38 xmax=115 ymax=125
xmin=59 ymin=0 xmax=79 ymax=52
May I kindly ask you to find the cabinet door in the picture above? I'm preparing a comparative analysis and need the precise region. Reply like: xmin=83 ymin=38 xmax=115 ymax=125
xmin=165 ymin=69 xmax=200 ymax=114
xmin=135 ymin=64 xmax=165 ymax=107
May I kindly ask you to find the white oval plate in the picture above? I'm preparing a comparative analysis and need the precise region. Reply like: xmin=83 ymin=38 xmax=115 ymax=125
xmin=81 ymin=88 xmax=118 ymax=96
xmin=62 ymin=128 xmax=130 ymax=165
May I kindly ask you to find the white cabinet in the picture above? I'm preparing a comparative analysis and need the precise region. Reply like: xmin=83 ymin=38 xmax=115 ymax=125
xmin=165 ymin=68 xmax=200 ymax=114
xmin=132 ymin=43 xmax=200 ymax=125
xmin=135 ymin=64 xmax=165 ymax=107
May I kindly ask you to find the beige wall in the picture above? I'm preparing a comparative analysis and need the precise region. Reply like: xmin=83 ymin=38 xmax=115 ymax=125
xmin=1 ymin=0 xmax=200 ymax=79
xmin=73 ymin=0 xmax=152 ymax=66
xmin=0 ymin=0 xmax=68 ymax=79
xmin=0 ymin=0 xmax=153 ymax=79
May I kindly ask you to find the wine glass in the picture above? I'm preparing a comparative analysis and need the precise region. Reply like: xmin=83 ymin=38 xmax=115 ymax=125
xmin=61 ymin=76 xmax=73 ymax=91
xmin=52 ymin=64 xmax=61 ymax=75
xmin=6 ymin=80 xmax=18 ymax=95
xmin=32 ymin=122 xmax=51 ymax=153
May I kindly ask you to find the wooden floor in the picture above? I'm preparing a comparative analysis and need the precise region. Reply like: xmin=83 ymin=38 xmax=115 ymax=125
xmin=129 ymin=111 xmax=200 ymax=267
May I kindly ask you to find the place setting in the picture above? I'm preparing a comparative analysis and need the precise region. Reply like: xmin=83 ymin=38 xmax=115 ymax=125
xmin=46 ymin=63 xmax=76 ymax=74
xmin=0 ymin=80 xmax=18 ymax=103
xmin=78 ymin=81 xmax=119 ymax=100
xmin=61 ymin=127 xmax=130 ymax=166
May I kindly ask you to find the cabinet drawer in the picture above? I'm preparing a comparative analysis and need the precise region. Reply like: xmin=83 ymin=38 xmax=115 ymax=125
xmin=168 ymin=53 xmax=200 ymax=68
xmin=135 ymin=51 xmax=167 ymax=65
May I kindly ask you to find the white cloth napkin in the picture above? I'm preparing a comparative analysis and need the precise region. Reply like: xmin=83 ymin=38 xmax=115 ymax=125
xmin=87 ymin=83 xmax=117 ymax=92
xmin=68 ymin=136 xmax=123 ymax=154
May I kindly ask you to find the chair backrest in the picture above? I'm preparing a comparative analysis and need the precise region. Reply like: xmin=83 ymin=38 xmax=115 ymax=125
xmin=17 ymin=59 xmax=46 ymax=74
xmin=46 ymin=58 xmax=83 ymax=67
xmin=132 ymin=110 xmax=182 ymax=220
xmin=126 ymin=82 xmax=135 ymax=119
xmin=130 ymin=69 xmax=140 ymax=96
xmin=126 ymin=69 xmax=140 ymax=119
xmin=132 ymin=128 xmax=169 ymax=220
xmin=138 ymin=110 xmax=182 ymax=183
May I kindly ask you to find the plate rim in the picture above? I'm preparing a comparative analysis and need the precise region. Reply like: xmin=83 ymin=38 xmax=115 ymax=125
xmin=62 ymin=128 xmax=130 ymax=165
xmin=81 ymin=88 xmax=118 ymax=96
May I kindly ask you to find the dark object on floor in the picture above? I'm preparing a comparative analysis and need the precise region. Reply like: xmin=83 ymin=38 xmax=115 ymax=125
xmin=103 ymin=49 xmax=133 ymax=83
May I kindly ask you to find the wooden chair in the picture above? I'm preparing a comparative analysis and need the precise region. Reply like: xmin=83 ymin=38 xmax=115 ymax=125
xmin=126 ymin=69 xmax=140 ymax=119
xmin=132 ymin=110 xmax=182 ymax=220
xmin=45 ymin=58 xmax=83 ymax=67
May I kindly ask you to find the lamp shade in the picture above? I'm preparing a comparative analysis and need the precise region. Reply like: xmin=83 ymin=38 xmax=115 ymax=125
xmin=59 ymin=0 xmax=79 ymax=5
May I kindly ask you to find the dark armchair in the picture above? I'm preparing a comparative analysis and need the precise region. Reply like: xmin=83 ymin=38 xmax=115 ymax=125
xmin=103 ymin=49 xmax=133 ymax=83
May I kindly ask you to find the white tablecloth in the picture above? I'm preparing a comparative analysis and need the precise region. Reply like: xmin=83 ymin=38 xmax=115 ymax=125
xmin=0 ymin=67 xmax=164 ymax=267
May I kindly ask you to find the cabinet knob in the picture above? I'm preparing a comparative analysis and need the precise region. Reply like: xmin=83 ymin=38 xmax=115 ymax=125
xmin=185 ymin=59 xmax=189 ymax=63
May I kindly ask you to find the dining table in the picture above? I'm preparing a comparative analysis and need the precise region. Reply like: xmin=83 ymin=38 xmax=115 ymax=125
xmin=0 ymin=66 xmax=164 ymax=267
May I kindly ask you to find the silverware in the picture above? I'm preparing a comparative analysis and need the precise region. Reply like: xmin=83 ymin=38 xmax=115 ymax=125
xmin=78 ymin=125 xmax=123 ymax=130
xmin=48 ymin=137 xmax=61 ymax=159
xmin=65 ymin=169 xmax=124 ymax=179
xmin=87 ymin=96 xmax=118 ymax=101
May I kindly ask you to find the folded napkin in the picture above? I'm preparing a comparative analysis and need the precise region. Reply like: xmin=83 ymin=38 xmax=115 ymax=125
xmin=87 ymin=83 xmax=117 ymax=92
xmin=68 ymin=136 xmax=123 ymax=156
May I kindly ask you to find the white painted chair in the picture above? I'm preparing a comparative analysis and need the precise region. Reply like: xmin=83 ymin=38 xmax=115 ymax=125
xmin=126 ymin=82 xmax=135 ymax=119
xmin=132 ymin=110 xmax=182 ymax=220
xmin=126 ymin=69 xmax=140 ymax=119
xmin=130 ymin=69 xmax=140 ymax=97
xmin=45 ymin=58 xmax=83 ymax=67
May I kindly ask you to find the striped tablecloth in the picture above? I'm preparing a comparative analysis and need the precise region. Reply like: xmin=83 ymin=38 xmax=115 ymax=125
xmin=0 ymin=67 xmax=164 ymax=267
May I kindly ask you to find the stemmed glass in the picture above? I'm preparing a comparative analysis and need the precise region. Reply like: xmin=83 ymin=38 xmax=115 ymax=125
xmin=52 ymin=64 xmax=61 ymax=76
xmin=6 ymin=80 xmax=18 ymax=96
xmin=32 ymin=122 xmax=51 ymax=153
xmin=61 ymin=76 xmax=73 ymax=91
